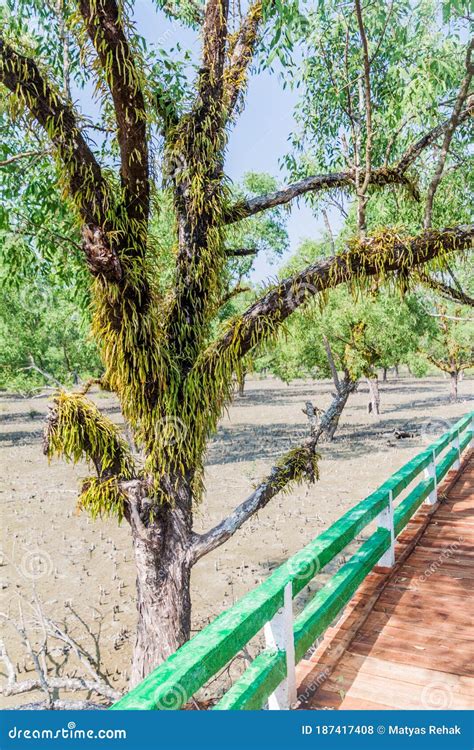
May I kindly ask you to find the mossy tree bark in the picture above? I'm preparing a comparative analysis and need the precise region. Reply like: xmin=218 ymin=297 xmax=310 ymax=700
xmin=2 ymin=0 xmax=473 ymax=687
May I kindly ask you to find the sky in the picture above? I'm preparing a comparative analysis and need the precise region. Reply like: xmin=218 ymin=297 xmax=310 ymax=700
xmin=127 ymin=3 xmax=342 ymax=282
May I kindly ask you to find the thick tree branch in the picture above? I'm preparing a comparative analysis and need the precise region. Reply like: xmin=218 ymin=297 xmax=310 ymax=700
xmin=0 ymin=36 xmax=124 ymax=281
xmin=43 ymin=393 xmax=135 ymax=480
xmin=424 ymin=39 xmax=474 ymax=228
xmin=164 ymin=1 xmax=230 ymax=374
xmin=78 ymin=0 xmax=149 ymax=228
xmin=198 ymin=225 xmax=473 ymax=367
xmin=190 ymin=376 xmax=356 ymax=563
xmin=197 ymin=0 xmax=229 ymax=115
xmin=225 ymin=169 xmax=378 ymax=223
xmin=225 ymin=109 xmax=473 ymax=223
xmin=397 ymin=105 xmax=472 ymax=174
xmin=427 ymin=355 xmax=452 ymax=373
xmin=219 ymin=284 xmax=250 ymax=306
xmin=224 ymin=1 xmax=264 ymax=117
xmin=0 ymin=38 xmax=108 ymax=227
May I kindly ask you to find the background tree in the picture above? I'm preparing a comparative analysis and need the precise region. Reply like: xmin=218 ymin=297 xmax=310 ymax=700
xmin=0 ymin=0 xmax=472 ymax=687
xmin=0 ymin=281 xmax=101 ymax=392
xmin=422 ymin=303 xmax=474 ymax=399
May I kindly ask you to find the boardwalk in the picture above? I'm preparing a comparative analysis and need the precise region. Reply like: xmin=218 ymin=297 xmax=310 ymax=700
xmin=296 ymin=450 xmax=474 ymax=710
xmin=111 ymin=417 xmax=473 ymax=713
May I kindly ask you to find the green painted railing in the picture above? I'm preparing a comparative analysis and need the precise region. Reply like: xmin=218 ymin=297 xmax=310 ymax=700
xmin=111 ymin=412 xmax=473 ymax=711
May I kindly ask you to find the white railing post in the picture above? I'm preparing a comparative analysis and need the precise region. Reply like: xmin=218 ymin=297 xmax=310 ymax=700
xmin=264 ymin=582 xmax=296 ymax=710
xmin=424 ymin=449 xmax=437 ymax=505
xmin=377 ymin=490 xmax=395 ymax=567
xmin=453 ymin=430 xmax=461 ymax=469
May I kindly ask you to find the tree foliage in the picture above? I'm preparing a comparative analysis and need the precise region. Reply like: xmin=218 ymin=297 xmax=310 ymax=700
xmin=0 ymin=0 xmax=472 ymax=682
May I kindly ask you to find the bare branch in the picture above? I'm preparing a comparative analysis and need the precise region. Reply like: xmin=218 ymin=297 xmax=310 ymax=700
xmin=225 ymin=108 xmax=473 ymax=224
xmin=424 ymin=39 xmax=474 ymax=228
xmin=21 ymin=355 xmax=64 ymax=390
xmin=0 ymin=150 xmax=48 ymax=167
xmin=190 ymin=376 xmax=356 ymax=563
xmin=322 ymin=209 xmax=335 ymax=253
xmin=322 ymin=335 xmax=341 ymax=392
xmin=11 ymin=699 xmax=107 ymax=709
xmin=55 ymin=0 xmax=71 ymax=100
xmin=428 ymin=313 xmax=474 ymax=321
xmin=397 ymin=106 xmax=472 ymax=174
xmin=0 ymin=601 xmax=121 ymax=706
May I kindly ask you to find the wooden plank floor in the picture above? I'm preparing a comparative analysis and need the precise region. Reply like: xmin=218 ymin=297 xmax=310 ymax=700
xmin=296 ymin=449 xmax=474 ymax=710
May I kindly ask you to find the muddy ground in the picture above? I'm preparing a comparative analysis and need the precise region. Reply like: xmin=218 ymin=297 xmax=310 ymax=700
xmin=0 ymin=374 xmax=472 ymax=707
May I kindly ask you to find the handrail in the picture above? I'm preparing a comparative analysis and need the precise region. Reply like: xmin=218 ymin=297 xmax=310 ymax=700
xmin=110 ymin=411 xmax=473 ymax=711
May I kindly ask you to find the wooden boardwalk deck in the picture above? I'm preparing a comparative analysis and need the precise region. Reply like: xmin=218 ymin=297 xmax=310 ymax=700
xmin=296 ymin=450 xmax=474 ymax=710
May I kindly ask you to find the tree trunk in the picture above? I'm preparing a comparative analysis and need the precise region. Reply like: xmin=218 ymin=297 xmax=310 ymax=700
xmin=322 ymin=335 xmax=340 ymax=392
xmin=395 ymin=364 xmax=399 ymax=377
xmin=366 ymin=376 xmax=380 ymax=415
xmin=326 ymin=378 xmax=357 ymax=440
xmin=130 ymin=533 xmax=191 ymax=687
xmin=127 ymin=478 xmax=194 ymax=687
xmin=237 ymin=371 xmax=246 ymax=396
xmin=382 ymin=367 xmax=388 ymax=382
xmin=450 ymin=370 xmax=459 ymax=400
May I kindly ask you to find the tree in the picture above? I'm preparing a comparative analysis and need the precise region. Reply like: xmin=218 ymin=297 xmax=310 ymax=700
xmin=0 ymin=279 xmax=101 ymax=392
xmin=284 ymin=0 xmax=474 ymax=337
xmin=423 ymin=303 xmax=474 ymax=399
xmin=1 ymin=0 xmax=472 ymax=686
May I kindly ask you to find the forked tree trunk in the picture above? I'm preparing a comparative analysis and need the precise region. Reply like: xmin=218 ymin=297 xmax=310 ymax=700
xmin=366 ymin=376 xmax=380 ymax=415
xmin=450 ymin=370 xmax=459 ymax=400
